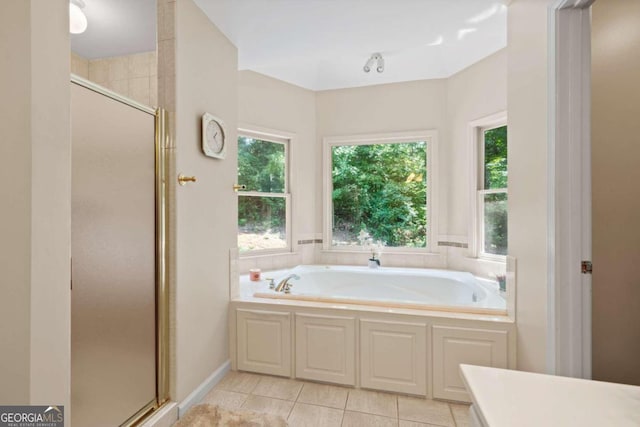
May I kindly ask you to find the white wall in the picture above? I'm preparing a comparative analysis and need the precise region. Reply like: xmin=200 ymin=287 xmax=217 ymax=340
xmin=312 ymin=55 xmax=508 ymax=273
xmin=315 ymin=79 xmax=448 ymax=268
xmin=445 ymin=49 xmax=508 ymax=278
xmin=237 ymin=71 xmax=318 ymax=272
xmin=0 ymin=0 xmax=71 ymax=420
xmin=445 ymin=49 xmax=507 ymax=238
xmin=174 ymin=0 xmax=238 ymax=401
xmin=507 ymin=0 xmax=550 ymax=373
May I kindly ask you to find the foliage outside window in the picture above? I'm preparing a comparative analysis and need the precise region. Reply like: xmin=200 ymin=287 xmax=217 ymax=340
xmin=237 ymin=134 xmax=289 ymax=253
xmin=479 ymin=125 xmax=507 ymax=257
xmin=331 ymin=141 xmax=428 ymax=249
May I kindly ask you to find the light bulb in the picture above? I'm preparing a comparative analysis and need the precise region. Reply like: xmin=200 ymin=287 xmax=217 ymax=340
xmin=363 ymin=57 xmax=375 ymax=73
xmin=69 ymin=3 xmax=88 ymax=34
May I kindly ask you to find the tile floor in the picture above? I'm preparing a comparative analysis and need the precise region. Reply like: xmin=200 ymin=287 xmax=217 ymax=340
xmin=195 ymin=371 xmax=471 ymax=427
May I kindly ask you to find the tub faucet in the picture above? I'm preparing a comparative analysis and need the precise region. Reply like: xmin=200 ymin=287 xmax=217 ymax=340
xmin=275 ymin=274 xmax=299 ymax=293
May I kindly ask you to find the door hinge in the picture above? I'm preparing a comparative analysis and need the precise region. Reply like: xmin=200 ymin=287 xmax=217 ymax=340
xmin=581 ymin=260 xmax=592 ymax=274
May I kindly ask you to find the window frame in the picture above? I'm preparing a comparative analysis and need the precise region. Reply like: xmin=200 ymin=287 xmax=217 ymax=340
xmin=237 ymin=126 xmax=293 ymax=256
xmin=468 ymin=112 xmax=508 ymax=261
xmin=322 ymin=130 xmax=439 ymax=254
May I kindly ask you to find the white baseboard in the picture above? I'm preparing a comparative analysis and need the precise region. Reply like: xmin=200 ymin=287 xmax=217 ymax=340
xmin=177 ymin=360 xmax=231 ymax=418
xmin=138 ymin=402 xmax=178 ymax=427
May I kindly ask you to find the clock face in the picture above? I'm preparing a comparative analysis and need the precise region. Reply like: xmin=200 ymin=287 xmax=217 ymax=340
xmin=206 ymin=120 xmax=224 ymax=153
xmin=202 ymin=113 xmax=226 ymax=159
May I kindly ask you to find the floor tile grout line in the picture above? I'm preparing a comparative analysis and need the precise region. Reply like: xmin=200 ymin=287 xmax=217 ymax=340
xmin=342 ymin=407 xmax=398 ymax=419
xmin=342 ymin=410 xmax=399 ymax=426
xmin=293 ymin=381 xmax=304 ymax=402
xmin=286 ymin=401 xmax=346 ymax=424
xmin=247 ymin=376 xmax=260 ymax=394
xmin=296 ymin=382 xmax=351 ymax=411
xmin=295 ymin=400 xmax=349 ymax=411
xmin=394 ymin=395 xmax=399 ymax=419
xmin=285 ymin=400 xmax=295 ymax=422
xmin=448 ymin=403 xmax=457 ymax=427
xmin=239 ymin=392 xmax=249 ymax=409
xmin=247 ymin=394 xmax=299 ymax=404
xmin=249 ymin=376 xmax=303 ymax=401
xmin=295 ymin=382 xmax=306 ymax=403
xmin=284 ymin=383 xmax=300 ymax=423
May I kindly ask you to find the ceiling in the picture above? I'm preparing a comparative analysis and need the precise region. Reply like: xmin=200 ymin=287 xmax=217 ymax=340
xmin=70 ymin=0 xmax=156 ymax=60
xmin=70 ymin=0 xmax=507 ymax=91
xmin=195 ymin=0 xmax=507 ymax=91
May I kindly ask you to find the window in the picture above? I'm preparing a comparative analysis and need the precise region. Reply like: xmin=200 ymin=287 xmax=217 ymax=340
xmin=237 ymin=132 xmax=290 ymax=253
xmin=478 ymin=124 xmax=507 ymax=257
xmin=324 ymin=132 xmax=436 ymax=252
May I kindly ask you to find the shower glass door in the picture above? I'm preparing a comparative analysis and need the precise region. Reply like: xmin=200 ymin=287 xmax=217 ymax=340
xmin=71 ymin=81 xmax=157 ymax=427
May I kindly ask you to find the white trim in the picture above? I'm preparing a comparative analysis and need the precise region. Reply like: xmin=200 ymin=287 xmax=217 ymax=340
xmin=238 ymin=123 xmax=297 ymax=142
xmin=322 ymin=130 xmax=439 ymax=253
xmin=467 ymin=111 xmax=508 ymax=259
xmin=177 ymin=360 xmax=231 ymax=417
xmin=240 ymin=191 xmax=288 ymax=198
xmin=438 ymin=235 xmax=468 ymax=243
xmin=71 ymin=74 xmax=156 ymax=115
xmin=548 ymin=0 xmax=594 ymax=378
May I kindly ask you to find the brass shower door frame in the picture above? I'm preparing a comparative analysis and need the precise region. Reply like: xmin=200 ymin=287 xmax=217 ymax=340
xmin=70 ymin=74 xmax=170 ymax=426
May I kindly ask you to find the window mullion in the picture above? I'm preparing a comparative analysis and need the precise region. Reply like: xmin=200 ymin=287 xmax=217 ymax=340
xmin=478 ymin=188 xmax=507 ymax=196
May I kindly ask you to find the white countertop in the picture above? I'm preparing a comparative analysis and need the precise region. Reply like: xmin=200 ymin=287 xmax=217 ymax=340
xmin=460 ymin=364 xmax=640 ymax=427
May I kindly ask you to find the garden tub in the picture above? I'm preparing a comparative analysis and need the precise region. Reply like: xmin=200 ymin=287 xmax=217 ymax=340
xmin=253 ymin=265 xmax=506 ymax=315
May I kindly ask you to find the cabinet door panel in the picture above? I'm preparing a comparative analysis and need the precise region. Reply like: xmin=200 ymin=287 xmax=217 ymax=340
xmin=433 ymin=326 xmax=507 ymax=402
xmin=295 ymin=314 xmax=356 ymax=385
xmin=360 ymin=319 xmax=427 ymax=395
xmin=237 ymin=310 xmax=291 ymax=377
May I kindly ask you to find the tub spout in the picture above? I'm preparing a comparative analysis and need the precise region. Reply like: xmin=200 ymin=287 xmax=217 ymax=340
xmin=275 ymin=274 xmax=300 ymax=293
xmin=368 ymin=258 xmax=381 ymax=269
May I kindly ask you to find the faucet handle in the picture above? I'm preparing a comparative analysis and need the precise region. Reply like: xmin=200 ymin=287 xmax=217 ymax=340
xmin=265 ymin=277 xmax=275 ymax=289
xmin=284 ymin=282 xmax=293 ymax=293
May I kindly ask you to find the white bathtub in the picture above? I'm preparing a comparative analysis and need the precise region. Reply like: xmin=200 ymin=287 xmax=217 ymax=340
xmin=253 ymin=265 xmax=506 ymax=315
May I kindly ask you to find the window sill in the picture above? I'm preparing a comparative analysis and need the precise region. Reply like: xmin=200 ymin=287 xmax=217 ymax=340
xmin=469 ymin=255 xmax=507 ymax=264
xmin=239 ymin=250 xmax=297 ymax=259
xmin=320 ymin=248 xmax=442 ymax=256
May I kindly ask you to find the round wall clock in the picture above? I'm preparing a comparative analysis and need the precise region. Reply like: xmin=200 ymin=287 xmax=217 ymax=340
xmin=202 ymin=112 xmax=227 ymax=159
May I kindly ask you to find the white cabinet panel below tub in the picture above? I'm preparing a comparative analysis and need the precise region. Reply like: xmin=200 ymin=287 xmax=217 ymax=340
xmin=432 ymin=326 xmax=507 ymax=402
xmin=360 ymin=319 xmax=427 ymax=396
xmin=237 ymin=309 xmax=291 ymax=377
xmin=295 ymin=313 xmax=356 ymax=385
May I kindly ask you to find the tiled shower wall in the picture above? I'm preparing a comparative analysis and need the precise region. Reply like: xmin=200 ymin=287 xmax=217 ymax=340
xmin=70 ymin=51 xmax=157 ymax=107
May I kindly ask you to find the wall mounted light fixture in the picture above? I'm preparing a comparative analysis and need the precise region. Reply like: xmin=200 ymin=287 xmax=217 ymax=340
xmin=363 ymin=53 xmax=384 ymax=73
xmin=69 ymin=0 xmax=88 ymax=34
